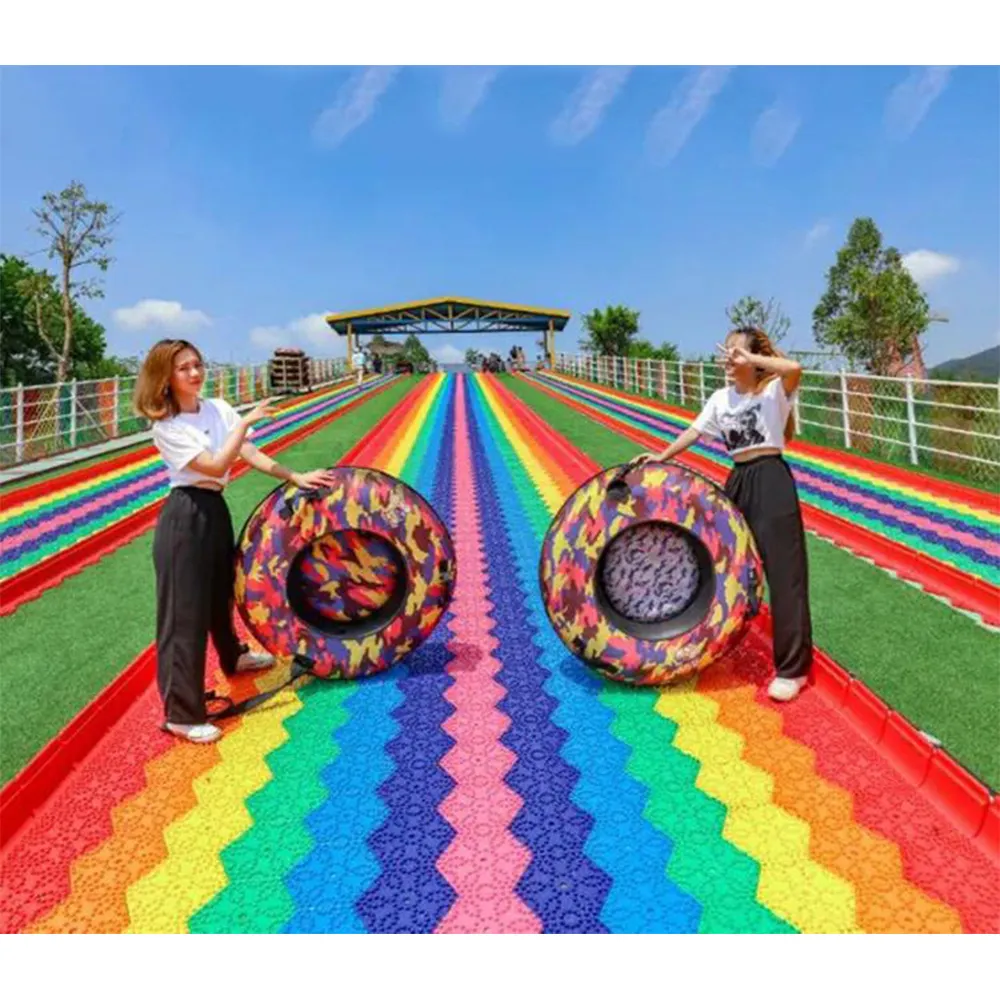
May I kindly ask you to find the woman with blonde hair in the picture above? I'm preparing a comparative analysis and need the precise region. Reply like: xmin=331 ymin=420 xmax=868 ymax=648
xmin=134 ymin=339 xmax=338 ymax=743
xmin=637 ymin=326 xmax=813 ymax=702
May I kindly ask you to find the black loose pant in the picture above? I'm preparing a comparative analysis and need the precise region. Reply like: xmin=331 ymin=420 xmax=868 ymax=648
xmin=152 ymin=486 xmax=243 ymax=725
xmin=725 ymin=455 xmax=813 ymax=679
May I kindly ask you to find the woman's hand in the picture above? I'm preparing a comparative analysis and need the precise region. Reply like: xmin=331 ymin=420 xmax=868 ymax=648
xmin=717 ymin=342 xmax=801 ymax=390
xmin=634 ymin=451 xmax=663 ymax=464
xmin=292 ymin=468 xmax=339 ymax=490
xmin=717 ymin=342 xmax=753 ymax=367
xmin=245 ymin=398 xmax=278 ymax=424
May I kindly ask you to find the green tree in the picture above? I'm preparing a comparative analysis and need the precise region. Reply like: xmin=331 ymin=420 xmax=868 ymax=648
xmin=401 ymin=333 xmax=432 ymax=369
xmin=464 ymin=347 xmax=482 ymax=368
xmin=1 ymin=254 xmax=129 ymax=386
xmin=725 ymin=295 xmax=790 ymax=344
xmin=579 ymin=305 xmax=640 ymax=356
xmin=1 ymin=255 xmax=50 ymax=385
xmin=32 ymin=181 xmax=120 ymax=383
xmin=812 ymin=217 xmax=930 ymax=374
xmin=628 ymin=337 xmax=680 ymax=362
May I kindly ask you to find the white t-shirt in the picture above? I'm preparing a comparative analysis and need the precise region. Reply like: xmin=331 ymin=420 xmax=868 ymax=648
xmin=692 ymin=377 xmax=795 ymax=456
xmin=151 ymin=397 xmax=251 ymax=489
xmin=353 ymin=351 xmax=365 ymax=367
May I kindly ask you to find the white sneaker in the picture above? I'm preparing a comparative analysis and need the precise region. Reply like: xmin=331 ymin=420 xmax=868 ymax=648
xmin=235 ymin=649 xmax=275 ymax=673
xmin=165 ymin=722 xmax=222 ymax=744
xmin=767 ymin=676 xmax=808 ymax=702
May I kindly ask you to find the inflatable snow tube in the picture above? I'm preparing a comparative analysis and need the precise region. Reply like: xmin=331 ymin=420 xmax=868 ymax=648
xmin=539 ymin=460 xmax=763 ymax=686
xmin=236 ymin=467 xmax=456 ymax=679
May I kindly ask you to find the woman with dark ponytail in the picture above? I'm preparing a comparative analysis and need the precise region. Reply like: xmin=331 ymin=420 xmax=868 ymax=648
xmin=638 ymin=326 xmax=813 ymax=701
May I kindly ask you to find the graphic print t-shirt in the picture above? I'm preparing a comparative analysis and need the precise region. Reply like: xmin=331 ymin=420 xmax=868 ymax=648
xmin=692 ymin=377 xmax=794 ymax=456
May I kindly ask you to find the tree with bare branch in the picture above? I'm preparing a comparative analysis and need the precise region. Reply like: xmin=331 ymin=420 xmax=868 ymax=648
xmin=725 ymin=295 xmax=791 ymax=345
xmin=32 ymin=181 xmax=120 ymax=383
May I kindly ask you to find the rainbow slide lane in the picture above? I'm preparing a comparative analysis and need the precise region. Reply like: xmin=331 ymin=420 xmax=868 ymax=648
xmin=0 ymin=372 xmax=996 ymax=933
xmin=524 ymin=370 xmax=1000 ymax=630
xmin=0 ymin=374 xmax=400 ymax=615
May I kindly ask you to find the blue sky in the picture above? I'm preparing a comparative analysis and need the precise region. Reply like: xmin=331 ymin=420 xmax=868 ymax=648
xmin=1 ymin=65 xmax=997 ymax=369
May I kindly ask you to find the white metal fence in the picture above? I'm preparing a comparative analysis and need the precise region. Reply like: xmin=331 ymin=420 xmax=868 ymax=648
xmin=0 ymin=358 xmax=347 ymax=469
xmin=555 ymin=353 xmax=1000 ymax=488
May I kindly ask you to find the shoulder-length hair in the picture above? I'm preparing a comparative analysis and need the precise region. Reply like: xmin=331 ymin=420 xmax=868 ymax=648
xmin=133 ymin=339 xmax=204 ymax=421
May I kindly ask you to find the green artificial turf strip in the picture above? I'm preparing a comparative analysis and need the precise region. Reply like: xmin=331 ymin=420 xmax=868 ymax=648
xmin=504 ymin=373 xmax=1000 ymax=788
xmin=0 ymin=376 xmax=417 ymax=785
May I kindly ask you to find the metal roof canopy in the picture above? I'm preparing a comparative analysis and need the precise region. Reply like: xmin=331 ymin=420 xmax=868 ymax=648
xmin=326 ymin=297 xmax=571 ymax=337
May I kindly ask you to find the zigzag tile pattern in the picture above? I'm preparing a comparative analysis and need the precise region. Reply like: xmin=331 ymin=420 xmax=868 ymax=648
xmin=2 ymin=372 xmax=997 ymax=935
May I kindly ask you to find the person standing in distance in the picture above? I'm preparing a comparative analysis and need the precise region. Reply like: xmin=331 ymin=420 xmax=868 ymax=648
xmin=352 ymin=345 xmax=366 ymax=386
xmin=134 ymin=339 xmax=339 ymax=743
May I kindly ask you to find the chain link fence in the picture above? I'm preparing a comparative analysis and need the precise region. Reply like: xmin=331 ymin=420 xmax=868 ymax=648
xmin=0 ymin=358 xmax=346 ymax=469
xmin=556 ymin=354 xmax=1000 ymax=489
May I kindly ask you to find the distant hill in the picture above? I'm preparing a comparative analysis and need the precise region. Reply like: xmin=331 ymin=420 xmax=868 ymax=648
xmin=930 ymin=345 xmax=999 ymax=381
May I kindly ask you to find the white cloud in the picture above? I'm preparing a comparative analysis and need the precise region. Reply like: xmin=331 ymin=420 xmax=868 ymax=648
xmin=549 ymin=67 xmax=632 ymax=146
xmin=313 ymin=67 xmax=399 ymax=147
xmin=249 ymin=313 xmax=344 ymax=355
xmin=902 ymin=249 xmax=960 ymax=285
xmin=885 ymin=67 xmax=952 ymax=140
xmin=439 ymin=67 xmax=500 ymax=130
xmin=751 ymin=103 xmax=800 ymax=166
xmin=113 ymin=299 xmax=211 ymax=334
xmin=249 ymin=326 xmax=286 ymax=350
xmin=432 ymin=343 xmax=465 ymax=365
xmin=646 ymin=66 xmax=732 ymax=165
xmin=804 ymin=220 xmax=831 ymax=248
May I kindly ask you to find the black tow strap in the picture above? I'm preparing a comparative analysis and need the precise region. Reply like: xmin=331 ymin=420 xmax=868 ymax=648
xmin=605 ymin=459 xmax=644 ymax=502
xmin=205 ymin=654 xmax=316 ymax=721
xmin=747 ymin=565 xmax=762 ymax=618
